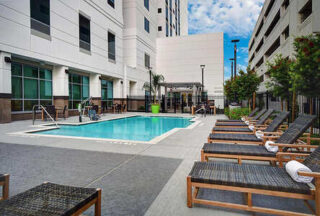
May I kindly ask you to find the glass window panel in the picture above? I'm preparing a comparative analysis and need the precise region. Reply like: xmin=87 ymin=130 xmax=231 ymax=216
xmin=68 ymin=100 xmax=73 ymax=110
xmin=12 ymin=63 xmax=22 ymax=76
xmin=40 ymin=100 xmax=52 ymax=106
xmin=12 ymin=77 xmax=22 ymax=99
xmin=72 ymin=74 xmax=81 ymax=84
xmin=107 ymin=81 xmax=113 ymax=99
xmin=108 ymin=32 xmax=116 ymax=60
xmin=72 ymin=84 xmax=81 ymax=100
xmin=31 ymin=0 xmax=50 ymax=25
xmin=40 ymin=80 xmax=52 ymax=99
xmin=73 ymin=101 xmax=81 ymax=110
xmin=11 ymin=100 xmax=22 ymax=112
xmin=82 ymin=85 xmax=89 ymax=99
xmin=82 ymin=76 xmax=89 ymax=85
xmin=79 ymin=14 xmax=90 ymax=43
xmin=39 ymin=68 xmax=52 ymax=80
xmin=102 ymin=88 xmax=108 ymax=100
xmin=24 ymin=100 xmax=39 ymax=111
xmin=101 ymin=80 xmax=108 ymax=87
xmin=24 ymin=78 xmax=38 ymax=99
xmin=24 ymin=65 xmax=38 ymax=78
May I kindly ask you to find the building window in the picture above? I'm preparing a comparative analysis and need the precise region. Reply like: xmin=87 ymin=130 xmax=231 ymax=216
xmin=145 ymin=53 xmax=150 ymax=68
xmin=30 ymin=0 xmax=50 ymax=36
xmin=166 ymin=23 xmax=169 ymax=37
xmin=11 ymin=62 xmax=53 ymax=112
xmin=108 ymin=0 xmax=114 ymax=8
xmin=158 ymin=26 xmax=162 ymax=31
xmin=299 ymin=0 xmax=312 ymax=23
xmin=282 ymin=0 xmax=289 ymax=11
xmin=166 ymin=6 xmax=168 ymax=21
xmin=144 ymin=17 xmax=150 ymax=33
xmin=144 ymin=0 xmax=149 ymax=10
xmin=68 ymin=73 xmax=89 ymax=109
xmin=79 ymin=14 xmax=91 ymax=51
xmin=101 ymin=79 xmax=113 ymax=109
xmin=158 ymin=8 xmax=162 ymax=13
xmin=108 ymin=32 xmax=116 ymax=61
xmin=282 ymin=26 xmax=289 ymax=40
xmin=170 ymin=27 xmax=172 ymax=36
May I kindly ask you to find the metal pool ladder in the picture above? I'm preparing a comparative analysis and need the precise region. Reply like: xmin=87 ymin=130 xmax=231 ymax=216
xmin=32 ymin=105 xmax=59 ymax=128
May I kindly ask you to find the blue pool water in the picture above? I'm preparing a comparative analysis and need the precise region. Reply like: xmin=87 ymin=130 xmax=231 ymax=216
xmin=35 ymin=116 xmax=193 ymax=141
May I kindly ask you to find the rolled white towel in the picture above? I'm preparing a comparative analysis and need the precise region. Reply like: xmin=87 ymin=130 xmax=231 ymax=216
xmin=264 ymin=141 xmax=278 ymax=153
xmin=248 ymin=124 xmax=255 ymax=131
xmin=245 ymin=120 xmax=250 ymax=125
xmin=285 ymin=160 xmax=314 ymax=183
xmin=241 ymin=117 xmax=245 ymax=121
xmin=255 ymin=130 xmax=264 ymax=139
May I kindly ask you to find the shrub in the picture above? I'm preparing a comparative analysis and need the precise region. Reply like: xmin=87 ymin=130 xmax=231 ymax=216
xmin=138 ymin=105 xmax=145 ymax=111
xmin=228 ymin=108 xmax=250 ymax=120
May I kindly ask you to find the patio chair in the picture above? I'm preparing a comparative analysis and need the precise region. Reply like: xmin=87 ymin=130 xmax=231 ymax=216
xmin=216 ymin=107 xmax=259 ymax=122
xmin=212 ymin=109 xmax=277 ymax=134
xmin=0 ymin=174 xmax=9 ymax=200
xmin=44 ymin=105 xmax=57 ymax=121
xmin=208 ymin=114 xmax=316 ymax=145
xmin=62 ymin=105 xmax=67 ymax=120
xmin=214 ymin=109 xmax=267 ymax=128
xmin=0 ymin=182 xmax=101 ymax=216
xmin=187 ymin=146 xmax=320 ymax=215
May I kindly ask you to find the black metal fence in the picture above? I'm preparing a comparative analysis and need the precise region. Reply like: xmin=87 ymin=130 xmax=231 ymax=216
xmin=255 ymin=92 xmax=320 ymax=135
xmin=126 ymin=95 xmax=226 ymax=114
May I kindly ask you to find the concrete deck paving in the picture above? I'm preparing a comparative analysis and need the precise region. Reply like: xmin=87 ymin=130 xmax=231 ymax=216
xmin=0 ymin=113 xmax=314 ymax=215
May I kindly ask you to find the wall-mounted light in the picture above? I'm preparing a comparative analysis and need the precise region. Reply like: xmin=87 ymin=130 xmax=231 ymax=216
xmin=120 ymin=80 xmax=123 ymax=84
xmin=4 ymin=57 xmax=11 ymax=63
xmin=65 ymin=69 xmax=69 ymax=74
xmin=99 ymin=76 xmax=102 ymax=80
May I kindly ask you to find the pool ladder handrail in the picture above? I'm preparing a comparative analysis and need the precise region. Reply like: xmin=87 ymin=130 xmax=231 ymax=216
xmin=80 ymin=96 xmax=93 ymax=116
xmin=32 ymin=105 xmax=59 ymax=128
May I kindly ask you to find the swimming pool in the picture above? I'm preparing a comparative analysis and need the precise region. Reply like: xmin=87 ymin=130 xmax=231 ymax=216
xmin=34 ymin=116 xmax=193 ymax=142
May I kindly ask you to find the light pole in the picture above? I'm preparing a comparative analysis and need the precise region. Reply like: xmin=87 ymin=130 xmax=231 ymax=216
xmin=148 ymin=66 xmax=152 ymax=105
xmin=229 ymin=58 xmax=234 ymax=80
xmin=200 ymin=65 xmax=205 ymax=102
xmin=231 ymin=39 xmax=240 ymax=78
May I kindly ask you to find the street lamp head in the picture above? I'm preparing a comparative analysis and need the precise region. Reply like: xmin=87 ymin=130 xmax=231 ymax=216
xmin=200 ymin=65 xmax=205 ymax=69
xmin=231 ymin=39 xmax=240 ymax=43
xmin=229 ymin=58 xmax=234 ymax=61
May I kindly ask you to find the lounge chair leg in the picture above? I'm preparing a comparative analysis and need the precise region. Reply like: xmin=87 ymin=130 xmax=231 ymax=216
xmin=246 ymin=192 xmax=252 ymax=207
xmin=315 ymin=178 xmax=320 ymax=216
xmin=238 ymin=158 xmax=242 ymax=165
xmin=95 ymin=189 xmax=101 ymax=216
xmin=187 ymin=176 xmax=192 ymax=208
xmin=3 ymin=174 xmax=9 ymax=200
xmin=201 ymin=150 xmax=205 ymax=162
xmin=269 ymin=161 xmax=276 ymax=166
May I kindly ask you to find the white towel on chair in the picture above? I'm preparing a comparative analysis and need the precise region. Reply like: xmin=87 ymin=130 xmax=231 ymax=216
xmin=285 ymin=160 xmax=313 ymax=183
xmin=255 ymin=130 xmax=264 ymax=139
xmin=264 ymin=141 xmax=278 ymax=153
xmin=241 ymin=117 xmax=245 ymax=121
xmin=249 ymin=124 xmax=255 ymax=131
xmin=245 ymin=120 xmax=249 ymax=125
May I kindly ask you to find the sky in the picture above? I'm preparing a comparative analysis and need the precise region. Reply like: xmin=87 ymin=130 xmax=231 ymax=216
xmin=188 ymin=0 xmax=265 ymax=80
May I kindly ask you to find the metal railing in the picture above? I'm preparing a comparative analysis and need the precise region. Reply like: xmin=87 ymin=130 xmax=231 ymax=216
xmin=32 ymin=105 xmax=59 ymax=128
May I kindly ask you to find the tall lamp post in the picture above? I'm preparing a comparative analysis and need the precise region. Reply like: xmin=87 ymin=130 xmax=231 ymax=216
xmin=229 ymin=58 xmax=234 ymax=80
xmin=200 ymin=65 xmax=205 ymax=102
xmin=231 ymin=39 xmax=240 ymax=78
xmin=148 ymin=66 xmax=152 ymax=105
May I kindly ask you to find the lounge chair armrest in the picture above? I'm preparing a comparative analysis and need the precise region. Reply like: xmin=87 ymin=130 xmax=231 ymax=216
xmin=298 ymin=171 xmax=320 ymax=178
xmin=270 ymin=143 xmax=318 ymax=148
xmin=276 ymin=152 xmax=310 ymax=157
xmin=262 ymin=136 xmax=280 ymax=140
xmin=263 ymin=132 xmax=283 ymax=135
xmin=299 ymin=137 xmax=320 ymax=141
xmin=255 ymin=124 xmax=267 ymax=127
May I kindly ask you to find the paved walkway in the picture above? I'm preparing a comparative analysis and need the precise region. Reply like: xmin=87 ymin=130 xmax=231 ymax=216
xmin=0 ymin=113 xmax=313 ymax=215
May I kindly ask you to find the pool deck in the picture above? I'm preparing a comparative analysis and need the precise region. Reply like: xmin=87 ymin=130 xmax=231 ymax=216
xmin=0 ymin=112 xmax=313 ymax=215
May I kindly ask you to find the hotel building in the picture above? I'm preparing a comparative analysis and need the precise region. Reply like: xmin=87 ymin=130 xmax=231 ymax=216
xmin=248 ymin=0 xmax=320 ymax=93
xmin=0 ymin=0 xmax=224 ymax=123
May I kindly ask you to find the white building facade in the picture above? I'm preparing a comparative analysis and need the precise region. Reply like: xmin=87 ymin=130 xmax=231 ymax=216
xmin=248 ymin=0 xmax=320 ymax=93
xmin=0 ymin=0 xmax=224 ymax=123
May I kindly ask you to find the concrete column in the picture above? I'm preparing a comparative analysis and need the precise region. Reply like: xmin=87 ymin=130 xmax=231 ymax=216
xmin=113 ymin=78 xmax=124 ymax=99
xmin=164 ymin=86 xmax=168 ymax=111
xmin=0 ymin=52 xmax=12 ymax=123
xmin=89 ymin=73 xmax=101 ymax=111
xmin=52 ymin=66 xmax=69 ymax=118
xmin=192 ymin=85 xmax=197 ymax=106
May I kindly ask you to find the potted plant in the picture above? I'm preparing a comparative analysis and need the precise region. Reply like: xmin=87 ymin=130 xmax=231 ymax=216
xmin=143 ymin=72 xmax=164 ymax=114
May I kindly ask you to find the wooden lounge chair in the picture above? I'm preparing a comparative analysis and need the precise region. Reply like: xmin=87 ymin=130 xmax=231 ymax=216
xmin=216 ymin=107 xmax=259 ymax=122
xmin=212 ymin=109 xmax=278 ymax=134
xmin=0 ymin=182 xmax=101 ymax=216
xmin=214 ymin=109 xmax=267 ymax=128
xmin=187 ymin=146 xmax=320 ymax=215
xmin=0 ymin=174 xmax=9 ymax=200
xmin=208 ymin=114 xmax=315 ymax=145
xmin=203 ymin=114 xmax=317 ymax=164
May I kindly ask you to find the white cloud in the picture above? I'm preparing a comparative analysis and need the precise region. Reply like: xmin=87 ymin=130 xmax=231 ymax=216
xmin=188 ymin=0 xmax=264 ymax=37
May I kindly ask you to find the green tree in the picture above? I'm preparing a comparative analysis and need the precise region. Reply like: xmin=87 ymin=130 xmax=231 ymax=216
xmin=265 ymin=54 xmax=293 ymax=111
xmin=143 ymin=72 xmax=165 ymax=104
xmin=223 ymin=79 xmax=237 ymax=102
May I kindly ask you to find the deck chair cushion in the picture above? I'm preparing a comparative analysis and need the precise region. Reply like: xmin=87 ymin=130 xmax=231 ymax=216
xmin=256 ymin=109 xmax=274 ymax=125
xmin=189 ymin=161 xmax=311 ymax=194
xmin=215 ymin=122 xmax=247 ymax=127
xmin=203 ymin=143 xmax=275 ymax=157
xmin=211 ymin=127 xmax=252 ymax=132
xmin=252 ymin=109 xmax=267 ymax=120
xmin=209 ymin=133 xmax=261 ymax=142
xmin=264 ymin=111 xmax=289 ymax=132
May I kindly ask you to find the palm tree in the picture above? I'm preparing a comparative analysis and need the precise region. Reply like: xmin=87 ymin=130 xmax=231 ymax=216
xmin=143 ymin=72 xmax=165 ymax=104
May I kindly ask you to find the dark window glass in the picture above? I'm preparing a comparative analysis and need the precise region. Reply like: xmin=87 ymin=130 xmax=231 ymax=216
xmin=166 ymin=23 xmax=169 ymax=37
xmin=24 ymin=65 xmax=38 ymax=78
xmin=12 ymin=63 xmax=22 ymax=76
xmin=30 ymin=0 xmax=50 ymax=35
xmin=144 ymin=17 xmax=150 ymax=33
xmin=39 ymin=68 xmax=52 ymax=80
xmin=11 ymin=100 xmax=22 ymax=112
xmin=40 ymin=80 xmax=52 ymax=99
xmin=145 ymin=53 xmax=150 ymax=68
xmin=101 ymin=80 xmax=113 ymax=107
xmin=158 ymin=8 xmax=162 ymax=13
xmin=79 ymin=14 xmax=91 ymax=51
xmin=144 ymin=0 xmax=149 ymax=10
xmin=24 ymin=100 xmax=38 ymax=111
xmin=108 ymin=0 xmax=114 ymax=8
xmin=299 ymin=0 xmax=312 ymax=23
xmin=12 ymin=77 xmax=22 ymax=98
xmin=68 ymin=73 xmax=89 ymax=109
xmin=158 ymin=26 xmax=162 ymax=31
xmin=166 ymin=6 xmax=168 ymax=20
xmin=108 ymin=32 xmax=116 ymax=61
xmin=24 ymin=78 xmax=38 ymax=99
